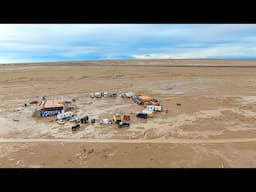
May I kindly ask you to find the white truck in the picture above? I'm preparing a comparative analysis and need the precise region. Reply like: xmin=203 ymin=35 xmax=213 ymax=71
xmin=57 ymin=112 xmax=73 ymax=120
xmin=146 ymin=105 xmax=163 ymax=112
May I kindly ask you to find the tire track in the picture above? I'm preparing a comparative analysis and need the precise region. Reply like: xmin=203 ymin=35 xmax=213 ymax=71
xmin=0 ymin=137 xmax=256 ymax=144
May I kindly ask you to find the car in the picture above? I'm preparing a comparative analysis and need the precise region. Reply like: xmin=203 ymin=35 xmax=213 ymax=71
xmin=110 ymin=93 xmax=117 ymax=97
xmin=153 ymin=106 xmax=163 ymax=112
xmin=90 ymin=118 xmax=96 ymax=123
xmin=123 ymin=114 xmax=131 ymax=121
xmin=103 ymin=91 xmax=109 ymax=97
xmin=57 ymin=112 xmax=73 ymax=120
xmin=134 ymin=97 xmax=142 ymax=105
xmin=125 ymin=92 xmax=134 ymax=98
xmin=121 ymin=92 xmax=134 ymax=98
xmin=94 ymin=92 xmax=102 ymax=98
xmin=100 ymin=118 xmax=112 ymax=125
xmin=112 ymin=113 xmax=121 ymax=124
xmin=71 ymin=124 xmax=80 ymax=131
xmin=80 ymin=115 xmax=89 ymax=124
xmin=136 ymin=112 xmax=148 ymax=119
xmin=118 ymin=121 xmax=130 ymax=128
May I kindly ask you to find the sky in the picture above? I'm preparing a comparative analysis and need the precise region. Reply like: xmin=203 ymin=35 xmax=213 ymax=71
xmin=1 ymin=24 xmax=256 ymax=63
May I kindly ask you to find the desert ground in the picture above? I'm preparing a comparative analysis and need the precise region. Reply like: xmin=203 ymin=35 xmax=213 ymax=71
xmin=0 ymin=59 xmax=256 ymax=168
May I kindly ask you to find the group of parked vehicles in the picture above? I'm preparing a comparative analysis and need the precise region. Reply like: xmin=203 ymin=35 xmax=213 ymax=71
xmin=31 ymin=92 xmax=164 ymax=132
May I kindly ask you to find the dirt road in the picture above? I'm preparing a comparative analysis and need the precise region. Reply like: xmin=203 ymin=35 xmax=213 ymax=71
xmin=1 ymin=138 xmax=256 ymax=144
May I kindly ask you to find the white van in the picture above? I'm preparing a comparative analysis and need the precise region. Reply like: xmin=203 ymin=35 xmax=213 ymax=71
xmin=94 ymin=92 xmax=102 ymax=98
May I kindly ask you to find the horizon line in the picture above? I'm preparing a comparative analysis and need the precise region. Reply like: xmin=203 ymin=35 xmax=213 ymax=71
xmin=1 ymin=58 xmax=256 ymax=65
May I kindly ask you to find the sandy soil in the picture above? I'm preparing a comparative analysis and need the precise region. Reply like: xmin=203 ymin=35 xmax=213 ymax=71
xmin=0 ymin=59 xmax=256 ymax=167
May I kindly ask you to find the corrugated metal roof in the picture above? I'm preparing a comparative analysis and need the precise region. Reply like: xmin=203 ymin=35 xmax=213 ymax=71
xmin=36 ymin=100 xmax=64 ymax=110
xmin=139 ymin=95 xmax=153 ymax=101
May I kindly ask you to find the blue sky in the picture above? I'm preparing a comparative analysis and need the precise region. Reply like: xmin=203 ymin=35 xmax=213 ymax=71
xmin=1 ymin=24 xmax=256 ymax=63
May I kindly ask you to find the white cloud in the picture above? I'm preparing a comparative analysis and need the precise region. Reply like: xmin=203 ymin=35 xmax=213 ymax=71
xmin=1 ymin=24 xmax=256 ymax=63
xmin=132 ymin=45 xmax=256 ymax=59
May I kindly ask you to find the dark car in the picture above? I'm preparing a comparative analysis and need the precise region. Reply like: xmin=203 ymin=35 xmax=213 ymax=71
xmin=110 ymin=93 xmax=117 ymax=97
xmin=118 ymin=121 xmax=130 ymax=128
xmin=90 ymin=118 xmax=96 ymax=123
xmin=80 ymin=115 xmax=89 ymax=124
xmin=71 ymin=124 xmax=80 ymax=131
xmin=136 ymin=112 xmax=148 ymax=119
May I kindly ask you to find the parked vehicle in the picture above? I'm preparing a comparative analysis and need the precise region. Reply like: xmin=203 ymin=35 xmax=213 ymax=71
xmin=145 ymin=105 xmax=154 ymax=111
xmin=145 ymin=105 xmax=163 ymax=112
xmin=123 ymin=114 xmax=131 ymax=121
xmin=57 ymin=112 xmax=73 ymax=120
xmin=71 ymin=124 xmax=80 ymax=131
xmin=143 ymin=101 xmax=153 ymax=108
xmin=136 ymin=112 xmax=148 ymax=119
xmin=80 ymin=115 xmax=89 ymax=124
xmin=112 ymin=113 xmax=122 ymax=124
xmin=118 ymin=121 xmax=130 ymax=128
xmin=134 ymin=95 xmax=154 ymax=105
xmin=142 ymin=109 xmax=154 ymax=117
xmin=153 ymin=106 xmax=163 ymax=112
xmin=103 ymin=91 xmax=109 ymax=97
xmin=100 ymin=118 xmax=112 ymax=125
xmin=89 ymin=93 xmax=95 ymax=98
xmin=125 ymin=92 xmax=134 ymax=98
xmin=90 ymin=118 xmax=96 ymax=123
xmin=134 ymin=97 xmax=142 ymax=105
xmin=121 ymin=92 xmax=134 ymax=98
xmin=94 ymin=92 xmax=102 ymax=98
xmin=110 ymin=93 xmax=117 ymax=97
xmin=143 ymin=101 xmax=160 ymax=108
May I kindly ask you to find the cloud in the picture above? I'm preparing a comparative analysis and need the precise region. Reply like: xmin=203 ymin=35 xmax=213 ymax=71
xmin=132 ymin=45 xmax=256 ymax=59
xmin=1 ymin=24 xmax=256 ymax=63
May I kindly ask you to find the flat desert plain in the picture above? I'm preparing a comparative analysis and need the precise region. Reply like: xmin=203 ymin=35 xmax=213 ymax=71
xmin=0 ymin=59 xmax=256 ymax=168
